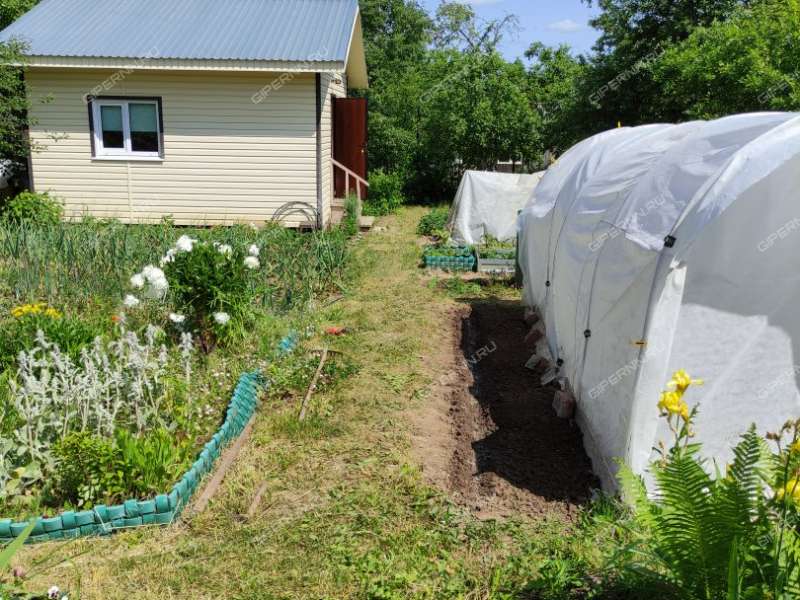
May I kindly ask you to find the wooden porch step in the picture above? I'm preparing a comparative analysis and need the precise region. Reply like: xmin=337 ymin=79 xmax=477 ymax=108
xmin=331 ymin=195 xmax=349 ymax=226
xmin=358 ymin=216 xmax=375 ymax=231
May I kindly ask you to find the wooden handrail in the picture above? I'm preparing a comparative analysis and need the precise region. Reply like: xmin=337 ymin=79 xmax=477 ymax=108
xmin=332 ymin=158 xmax=369 ymax=204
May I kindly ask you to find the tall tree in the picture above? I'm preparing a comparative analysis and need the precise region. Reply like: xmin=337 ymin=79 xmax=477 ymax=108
xmin=418 ymin=51 xmax=540 ymax=192
xmin=359 ymin=0 xmax=432 ymax=86
xmin=0 ymin=0 xmax=36 ymax=29
xmin=581 ymin=0 xmax=747 ymax=126
xmin=587 ymin=0 xmax=746 ymax=55
xmin=357 ymin=0 xmax=431 ymax=180
xmin=0 ymin=0 xmax=38 ymax=188
xmin=525 ymin=43 xmax=591 ymax=154
xmin=655 ymin=0 xmax=800 ymax=118
xmin=432 ymin=1 xmax=519 ymax=53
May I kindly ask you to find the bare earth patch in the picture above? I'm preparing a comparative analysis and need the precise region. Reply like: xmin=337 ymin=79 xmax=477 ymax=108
xmin=412 ymin=299 xmax=598 ymax=520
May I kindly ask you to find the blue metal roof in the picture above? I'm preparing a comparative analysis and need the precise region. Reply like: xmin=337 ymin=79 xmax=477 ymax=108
xmin=0 ymin=0 xmax=358 ymax=62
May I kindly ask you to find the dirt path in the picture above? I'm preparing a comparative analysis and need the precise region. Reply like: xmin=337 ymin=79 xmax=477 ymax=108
xmin=413 ymin=299 xmax=598 ymax=520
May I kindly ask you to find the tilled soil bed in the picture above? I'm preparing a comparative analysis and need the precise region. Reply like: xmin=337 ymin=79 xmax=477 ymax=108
xmin=414 ymin=300 xmax=598 ymax=520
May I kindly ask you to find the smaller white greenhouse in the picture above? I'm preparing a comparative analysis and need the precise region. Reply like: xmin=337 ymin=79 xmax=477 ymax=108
xmin=517 ymin=112 xmax=800 ymax=490
xmin=448 ymin=170 xmax=543 ymax=245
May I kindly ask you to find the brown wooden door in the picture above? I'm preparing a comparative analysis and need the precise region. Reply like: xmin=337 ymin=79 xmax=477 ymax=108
xmin=333 ymin=97 xmax=368 ymax=199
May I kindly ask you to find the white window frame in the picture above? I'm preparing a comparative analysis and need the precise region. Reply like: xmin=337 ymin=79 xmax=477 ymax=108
xmin=90 ymin=97 xmax=163 ymax=160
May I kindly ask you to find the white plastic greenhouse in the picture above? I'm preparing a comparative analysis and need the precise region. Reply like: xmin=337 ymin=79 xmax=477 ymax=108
xmin=449 ymin=170 xmax=544 ymax=245
xmin=517 ymin=112 xmax=800 ymax=490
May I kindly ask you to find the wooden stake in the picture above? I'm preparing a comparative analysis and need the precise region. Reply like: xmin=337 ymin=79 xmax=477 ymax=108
xmin=246 ymin=481 xmax=269 ymax=519
xmin=299 ymin=347 xmax=328 ymax=421
xmin=192 ymin=418 xmax=255 ymax=515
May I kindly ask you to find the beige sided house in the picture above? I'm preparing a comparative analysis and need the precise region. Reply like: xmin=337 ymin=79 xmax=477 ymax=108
xmin=0 ymin=0 xmax=369 ymax=228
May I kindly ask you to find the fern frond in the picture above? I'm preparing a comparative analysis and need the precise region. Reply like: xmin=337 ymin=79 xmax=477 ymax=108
xmin=617 ymin=462 xmax=658 ymax=530
xmin=724 ymin=427 xmax=770 ymax=522
xmin=650 ymin=449 xmax=722 ymax=596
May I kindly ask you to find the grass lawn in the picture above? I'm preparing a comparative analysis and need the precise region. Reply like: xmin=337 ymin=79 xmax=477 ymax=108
xmin=9 ymin=207 xmax=613 ymax=600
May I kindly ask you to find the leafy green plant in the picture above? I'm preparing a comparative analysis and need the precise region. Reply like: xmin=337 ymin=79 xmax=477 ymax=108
xmin=0 ymin=39 xmax=33 ymax=185
xmin=477 ymin=235 xmax=516 ymax=259
xmin=114 ymin=428 xmax=190 ymax=497
xmin=478 ymin=247 xmax=515 ymax=259
xmin=341 ymin=194 xmax=360 ymax=238
xmin=53 ymin=429 xmax=189 ymax=507
xmin=131 ymin=236 xmax=261 ymax=352
xmin=416 ymin=207 xmax=449 ymax=237
xmin=0 ymin=304 xmax=102 ymax=370
xmin=363 ymin=168 xmax=405 ymax=216
xmin=422 ymin=243 xmax=473 ymax=257
xmin=617 ymin=370 xmax=800 ymax=599
xmin=1 ymin=191 xmax=63 ymax=226
xmin=52 ymin=432 xmax=125 ymax=508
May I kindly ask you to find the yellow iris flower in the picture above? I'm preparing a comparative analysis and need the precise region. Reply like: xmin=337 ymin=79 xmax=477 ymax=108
xmin=791 ymin=440 xmax=800 ymax=455
xmin=658 ymin=390 xmax=690 ymax=421
xmin=658 ymin=369 xmax=703 ymax=422
xmin=667 ymin=369 xmax=704 ymax=394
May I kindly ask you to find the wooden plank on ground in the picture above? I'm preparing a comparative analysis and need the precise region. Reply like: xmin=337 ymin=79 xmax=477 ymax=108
xmin=191 ymin=417 xmax=255 ymax=515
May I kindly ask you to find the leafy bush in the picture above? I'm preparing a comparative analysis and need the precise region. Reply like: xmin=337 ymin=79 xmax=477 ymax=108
xmin=0 ymin=303 xmax=102 ymax=370
xmin=616 ymin=369 xmax=800 ymax=599
xmin=53 ymin=432 xmax=125 ymax=508
xmin=53 ymin=429 xmax=189 ymax=507
xmin=1 ymin=191 xmax=63 ymax=225
xmin=127 ymin=236 xmax=262 ymax=351
xmin=417 ymin=207 xmax=449 ymax=237
xmin=363 ymin=169 xmax=404 ymax=216
xmin=367 ymin=112 xmax=416 ymax=183
xmin=654 ymin=0 xmax=800 ymax=120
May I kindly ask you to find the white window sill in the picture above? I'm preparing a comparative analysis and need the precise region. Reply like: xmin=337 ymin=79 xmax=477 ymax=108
xmin=91 ymin=156 xmax=164 ymax=162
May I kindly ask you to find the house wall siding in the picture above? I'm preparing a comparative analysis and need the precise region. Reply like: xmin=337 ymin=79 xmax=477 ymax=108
xmin=26 ymin=68 xmax=322 ymax=226
xmin=319 ymin=72 xmax=347 ymax=228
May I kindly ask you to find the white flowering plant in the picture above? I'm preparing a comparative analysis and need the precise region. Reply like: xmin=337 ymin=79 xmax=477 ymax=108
xmin=127 ymin=236 xmax=262 ymax=352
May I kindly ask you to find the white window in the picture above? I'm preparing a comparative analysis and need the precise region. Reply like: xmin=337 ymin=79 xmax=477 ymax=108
xmin=90 ymin=98 xmax=163 ymax=159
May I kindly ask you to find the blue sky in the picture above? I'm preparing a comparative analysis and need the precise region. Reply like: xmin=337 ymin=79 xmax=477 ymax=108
xmin=420 ymin=0 xmax=603 ymax=60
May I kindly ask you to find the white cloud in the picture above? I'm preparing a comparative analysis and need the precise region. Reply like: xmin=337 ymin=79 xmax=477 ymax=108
xmin=546 ymin=19 xmax=585 ymax=33
xmin=462 ymin=0 xmax=504 ymax=5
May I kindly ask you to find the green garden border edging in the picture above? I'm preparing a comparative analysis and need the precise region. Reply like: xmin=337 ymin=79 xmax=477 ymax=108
xmin=423 ymin=245 xmax=476 ymax=272
xmin=424 ymin=254 xmax=476 ymax=272
xmin=0 ymin=332 xmax=299 ymax=545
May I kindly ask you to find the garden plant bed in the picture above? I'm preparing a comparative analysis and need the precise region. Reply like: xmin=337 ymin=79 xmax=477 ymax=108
xmin=413 ymin=301 xmax=598 ymax=519
xmin=475 ymin=241 xmax=516 ymax=275
xmin=475 ymin=254 xmax=516 ymax=275
xmin=0 ymin=217 xmax=352 ymax=531
xmin=0 ymin=354 xmax=293 ymax=544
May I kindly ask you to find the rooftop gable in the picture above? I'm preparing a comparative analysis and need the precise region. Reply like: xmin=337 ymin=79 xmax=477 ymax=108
xmin=0 ymin=0 xmax=368 ymax=86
